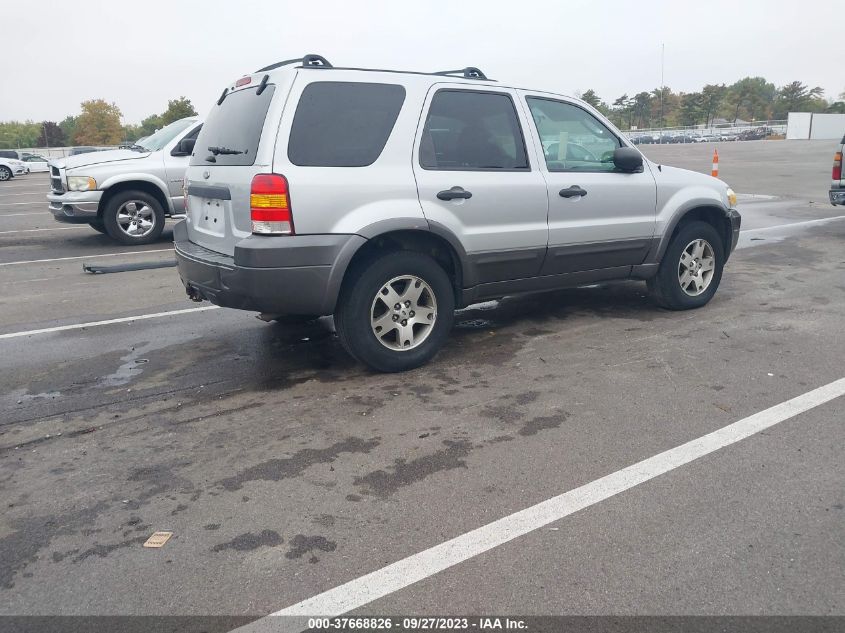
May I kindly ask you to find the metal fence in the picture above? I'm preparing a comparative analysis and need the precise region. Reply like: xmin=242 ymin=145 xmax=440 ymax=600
xmin=623 ymin=120 xmax=788 ymax=144
xmin=12 ymin=146 xmax=119 ymax=159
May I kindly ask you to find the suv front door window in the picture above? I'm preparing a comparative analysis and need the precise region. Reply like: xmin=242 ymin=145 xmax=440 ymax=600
xmin=413 ymin=88 xmax=549 ymax=284
xmin=523 ymin=94 xmax=657 ymax=275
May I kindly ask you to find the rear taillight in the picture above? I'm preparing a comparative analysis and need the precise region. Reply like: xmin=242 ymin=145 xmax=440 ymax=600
xmin=834 ymin=152 xmax=842 ymax=181
xmin=250 ymin=174 xmax=293 ymax=235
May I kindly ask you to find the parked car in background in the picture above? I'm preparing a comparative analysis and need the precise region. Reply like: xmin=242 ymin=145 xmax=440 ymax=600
xmin=0 ymin=157 xmax=28 ymax=181
xmin=830 ymin=136 xmax=844 ymax=206
xmin=22 ymin=154 xmax=50 ymax=172
xmin=175 ymin=55 xmax=741 ymax=372
xmin=47 ymin=117 xmax=203 ymax=244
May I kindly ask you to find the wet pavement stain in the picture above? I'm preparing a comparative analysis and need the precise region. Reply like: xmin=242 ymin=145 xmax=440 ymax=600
xmin=285 ymin=534 xmax=336 ymax=560
xmin=353 ymin=439 xmax=473 ymax=498
xmin=518 ymin=412 xmax=569 ymax=437
xmin=70 ymin=535 xmax=149 ymax=562
xmin=0 ymin=501 xmax=110 ymax=589
xmin=212 ymin=530 xmax=283 ymax=552
xmin=217 ymin=437 xmax=381 ymax=491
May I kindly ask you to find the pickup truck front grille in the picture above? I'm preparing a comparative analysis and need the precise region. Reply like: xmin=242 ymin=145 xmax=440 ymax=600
xmin=50 ymin=166 xmax=64 ymax=193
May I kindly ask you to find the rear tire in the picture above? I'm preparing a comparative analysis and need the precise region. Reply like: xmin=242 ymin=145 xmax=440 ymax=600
xmin=0 ymin=166 xmax=12 ymax=181
xmin=102 ymin=190 xmax=165 ymax=245
xmin=648 ymin=220 xmax=725 ymax=310
xmin=335 ymin=251 xmax=455 ymax=372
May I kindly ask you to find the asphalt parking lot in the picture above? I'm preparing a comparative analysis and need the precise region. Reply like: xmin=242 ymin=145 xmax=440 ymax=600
xmin=1 ymin=141 xmax=843 ymax=628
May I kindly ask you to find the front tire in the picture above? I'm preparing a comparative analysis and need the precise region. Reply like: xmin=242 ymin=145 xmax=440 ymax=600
xmin=90 ymin=220 xmax=108 ymax=234
xmin=102 ymin=190 xmax=165 ymax=245
xmin=648 ymin=220 xmax=725 ymax=310
xmin=335 ymin=251 xmax=455 ymax=372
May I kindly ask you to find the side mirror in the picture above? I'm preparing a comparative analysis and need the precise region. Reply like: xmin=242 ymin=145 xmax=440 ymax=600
xmin=613 ymin=147 xmax=644 ymax=173
xmin=172 ymin=138 xmax=196 ymax=157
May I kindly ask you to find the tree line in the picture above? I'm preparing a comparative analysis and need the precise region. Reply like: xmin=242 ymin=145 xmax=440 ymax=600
xmin=2 ymin=78 xmax=844 ymax=149
xmin=0 ymin=97 xmax=197 ymax=149
xmin=580 ymin=78 xmax=844 ymax=130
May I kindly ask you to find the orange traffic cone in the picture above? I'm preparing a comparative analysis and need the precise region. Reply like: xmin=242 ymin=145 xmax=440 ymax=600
xmin=711 ymin=149 xmax=719 ymax=178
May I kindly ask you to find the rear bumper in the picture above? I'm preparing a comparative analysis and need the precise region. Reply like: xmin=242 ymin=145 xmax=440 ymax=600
xmin=47 ymin=190 xmax=102 ymax=223
xmin=173 ymin=221 xmax=365 ymax=316
xmin=830 ymin=188 xmax=845 ymax=206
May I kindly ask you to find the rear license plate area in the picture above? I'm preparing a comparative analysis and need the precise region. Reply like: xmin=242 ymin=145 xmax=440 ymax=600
xmin=195 ymin=198 xmax=225 ymax=235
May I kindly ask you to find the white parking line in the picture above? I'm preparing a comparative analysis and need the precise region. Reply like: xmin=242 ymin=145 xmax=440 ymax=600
xmin=0 ymin=212 xmax=51 ymax=217
xmin=0 ymin=305 xmax=219 ymax=340
xmin=0 ymin=226 xmax=86 ymax=234
xmin=0 ymin=201 xmax=49 ymax=206
xmin=239 ymin=377 xmax=845 ymax=629
xmin=741 ymin=216 xmax=845 ymax=232
xmin=0 ymin=248 xmax=174 ymax=267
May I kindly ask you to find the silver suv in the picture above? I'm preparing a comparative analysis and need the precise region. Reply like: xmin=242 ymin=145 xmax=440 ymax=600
xmin=176 ymin=55 xmax=741 ymax=372
xmin=46 ymin=118 xmax=203 ymax=244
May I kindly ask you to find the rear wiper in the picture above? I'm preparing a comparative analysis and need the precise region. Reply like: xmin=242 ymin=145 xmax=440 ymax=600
xmin=207 ymin=146 xmax=244 ymax=156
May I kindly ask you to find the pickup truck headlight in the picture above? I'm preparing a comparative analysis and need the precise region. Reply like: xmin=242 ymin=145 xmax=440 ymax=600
xmin=726 ymin=188 xmax=737 ymax=208
xmin=67 ymin=176 xmax=97 ymax=191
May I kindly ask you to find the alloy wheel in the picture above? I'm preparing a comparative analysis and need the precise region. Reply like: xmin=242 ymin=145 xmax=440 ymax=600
xmin=370 ymin=275 xmax=437 ymax=351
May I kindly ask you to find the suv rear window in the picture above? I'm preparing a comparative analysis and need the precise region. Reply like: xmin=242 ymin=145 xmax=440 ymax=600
xmin=288 ymin=82 xmax=405 ymax=167
xmin=191 ymin=85 xmax=276 ymax=167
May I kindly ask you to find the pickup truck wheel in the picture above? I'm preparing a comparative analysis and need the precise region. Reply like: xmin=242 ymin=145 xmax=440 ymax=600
xmin=335 ymin=251 xmax=455 ymax=372
xmin=0 ymin=166 xmax=12 ymax=181
xmin=90 ymin=220 xmax=108 ymax=234
xmin=648 ymin=221 xmax=724 ymax=310
xmin=102 ymin=190 xmax=165 ymax=245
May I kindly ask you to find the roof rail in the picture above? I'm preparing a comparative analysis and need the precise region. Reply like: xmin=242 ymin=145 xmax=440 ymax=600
xmin=255 ymin=54 xmax=332 ymax=73
xmin=433 ymin=67 xmax=488 ymax=80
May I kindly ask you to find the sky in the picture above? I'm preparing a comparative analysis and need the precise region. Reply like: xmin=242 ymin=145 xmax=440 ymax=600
xmin=1 ymin=0 xmax=841 ymax=124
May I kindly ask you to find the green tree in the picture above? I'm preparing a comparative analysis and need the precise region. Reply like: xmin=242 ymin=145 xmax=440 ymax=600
xmin=773 ymin=81 xmax=825 ymax=117
xmin=700 ymin=84 xmax=727 ymax=126
xmin=0 ymin=121 xmax=40 ymax=148
xmin=138 ymin=114 xmax=164 ymax=138
xmin=74 ymin=99 xmax=123 ymax=145
xmin=159 ymin=96 xmax=198 ymax=126
xmin=59 ymin=116 xmax=78 ymax=145
xmin=580 ymin=89 xmax=602 ymax=109
xmin=36 ymin=121 xmax=65 ymax=147
xmin=122 ymin=124 xmax=142 ymax=142
xmin=612 ymin=94 xmax=634 ymax=128
xmin=680 ymin=92 xmax=704 ymax=125
xmin=725 ymin=77 xmax=776 ymax=122
xmin=631 ymin=92 xmax=652 ymax=129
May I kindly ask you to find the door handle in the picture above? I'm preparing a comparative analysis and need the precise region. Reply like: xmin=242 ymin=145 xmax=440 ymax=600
xmin=437 ymin=186 xmax=473 ymax=201
xmin=559 ymin=185 xmax=587 ymax=198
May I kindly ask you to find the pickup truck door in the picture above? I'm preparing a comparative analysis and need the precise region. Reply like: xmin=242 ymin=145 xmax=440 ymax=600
xmin=164 ymin=124 xmax=202 ymax=213
xmin=519 ymin=92 xmax=657 ymax=275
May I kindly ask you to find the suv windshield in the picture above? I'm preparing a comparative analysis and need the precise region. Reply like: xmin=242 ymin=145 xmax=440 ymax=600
xmin=137 ymin=118 xmax=197 ymax=151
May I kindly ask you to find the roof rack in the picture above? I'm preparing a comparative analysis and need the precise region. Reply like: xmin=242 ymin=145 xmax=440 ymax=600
xmin=256 ymin=54 xmax=332 ymax=73
xmin=433 ymin=67 xmax=488 ymax=80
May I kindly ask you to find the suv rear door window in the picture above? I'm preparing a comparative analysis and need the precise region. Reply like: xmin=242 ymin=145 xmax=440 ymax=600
xmin=191 ymin=85 xmax=275 ymax=166
xmin=419 ymin=90 xmax=529 ymax=171
xmin=288 ymin=82 xmax=405 ymax=167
